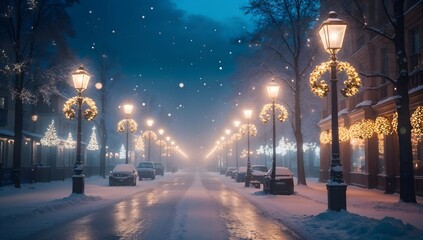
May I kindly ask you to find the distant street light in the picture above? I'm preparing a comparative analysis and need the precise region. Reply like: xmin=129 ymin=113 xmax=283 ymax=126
xmin=244 ymin=109 xmax=253 ymax=187
xmin=233 ymin=120 xmax=241 ymax=172
xmin=123 ymin=104 xmax=133 ymax=164
xmin=225 ymin=129 xmax=231 ymax=169
xmin=146 ymin=119 xmax=154 ymax=162
xmin=318 ymin=11 xmax=348 ymax=211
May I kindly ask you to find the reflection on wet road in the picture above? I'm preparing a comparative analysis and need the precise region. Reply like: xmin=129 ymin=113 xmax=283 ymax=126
xmin=30 ymin=171 xmax=298 ymax=240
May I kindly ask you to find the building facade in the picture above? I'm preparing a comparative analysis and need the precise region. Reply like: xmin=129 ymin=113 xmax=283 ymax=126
xmin=318 ymin=1 xmax=423 ymax=195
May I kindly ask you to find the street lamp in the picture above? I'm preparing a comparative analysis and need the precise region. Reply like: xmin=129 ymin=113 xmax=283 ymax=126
xmin=319 ymin=11 xmax=347 ymax=211
xmin=244 ymin=109 xmax=253 ymax=187
xmin=146 ymin=119 xmax=154 ymax=162
xmin=71 ymin=66 xmax=91 ymax=194
xmin=158 ymin=129 xmax=164 ymax=162
xmin=225 ymin=129 xmax=231 ymax=169
xmin=123 ymin=104 xmax=133 ymax=164
xmin=234 ymin=120 xmax=240 ymax=172
xmin=267 ymin=80 xmax=280 ymax=194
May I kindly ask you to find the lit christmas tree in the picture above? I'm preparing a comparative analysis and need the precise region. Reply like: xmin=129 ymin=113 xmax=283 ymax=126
xmin=87 ymin=126 xmax=99 ymax=151
xmin=119 ymin=144 xmax=126 ymax=159
xmin=64 ymin=132 xmax=76 ymax=149
xmin=41 ymin=119 xmax=60 ymax=147
xmin=135 ymin=135 xmax=145 ymax=151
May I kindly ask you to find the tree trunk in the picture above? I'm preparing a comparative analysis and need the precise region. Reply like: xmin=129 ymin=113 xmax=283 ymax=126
xmin=295 ymin=79 xmax=306 ymax=185
xmin=394 ymin=0 xmax=416 ymax=203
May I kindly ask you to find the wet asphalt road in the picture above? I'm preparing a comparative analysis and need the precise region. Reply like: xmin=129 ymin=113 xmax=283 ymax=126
xmin=30 ymin=171 xmax=298 ymax=240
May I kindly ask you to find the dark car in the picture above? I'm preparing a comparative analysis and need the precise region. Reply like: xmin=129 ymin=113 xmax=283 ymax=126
xmin=109 ymin=164 xmax=138 ymax=186
xmin=250 ymin=165 xmax=268 ymax=188
xmin=263 ymin=167 xmax=294 ymax=195
xmin=234 ymin=167 xmax=247 ymax=182
xmin=153 ymin=162 xmax=164 ymax=176
xmin=225 ymin=167 xmax=236 ymax=177
xmin=137 ymin=162 xmax=155 ymax=180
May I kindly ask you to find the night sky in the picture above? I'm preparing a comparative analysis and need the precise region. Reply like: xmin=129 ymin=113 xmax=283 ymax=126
xmin=68 ymin=0 xmax=253 ymax=160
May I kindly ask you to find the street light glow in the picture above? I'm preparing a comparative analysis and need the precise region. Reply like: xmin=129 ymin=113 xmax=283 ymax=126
xmin=72 ymin=66 xmax=91 ymax=92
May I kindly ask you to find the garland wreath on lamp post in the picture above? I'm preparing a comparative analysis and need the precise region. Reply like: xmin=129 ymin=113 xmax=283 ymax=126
xmin=310 ymin=61 xmax=361 ymax=98
xmin=63 ymin=97 xmax=98 ymax=121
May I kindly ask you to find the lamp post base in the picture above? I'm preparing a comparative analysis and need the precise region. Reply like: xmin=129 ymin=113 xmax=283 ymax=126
xmin=327 ymin=182 xmax=347 ymax=211
xmin=269 ymin=179 xmax=276 ymax=195
xmin=72 ymin=174 xmax=85 ymax=194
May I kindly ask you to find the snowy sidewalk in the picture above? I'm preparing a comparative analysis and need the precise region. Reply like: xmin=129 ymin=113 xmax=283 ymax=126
xmin=219 ymin=175 xmax=423 ymax=239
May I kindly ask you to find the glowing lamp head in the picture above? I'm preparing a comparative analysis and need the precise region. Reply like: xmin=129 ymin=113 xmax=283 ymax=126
xmin=72 ymin=66 xmax=91 ymax=92
xmin=244 ymin=109 xmax=253 ymax=120
xmin=319 ymin=11 xmax=347 ymax=54
xmin=267 ymin=80 xmax=280 ymax=99
xmin=225 ymin=129 xmax=231 ymax=135
xmin=146 ymin=119 xmax=154 ymax=127
xmin=123 ymin=104 xmax=133 ymax=115
xmin=158 ymin=129 xmax=164 ymax=135
xmin=31 ymin=114 xmax=38 ymax=122
xmin=233 ymin=120 xmax=240 ymax=128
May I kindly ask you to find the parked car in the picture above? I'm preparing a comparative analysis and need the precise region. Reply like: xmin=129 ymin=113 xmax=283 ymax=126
xmin=225 ymin=167 xmax=236 ymax=177
xmin=153 ymin=162 xmax=165 ymax=176
xmin=234 ymin=167 xmax=247 ymax=182
xmin=250 ymin=165 xmax=268 ymax=188
xmin=109 ymin=164 xmax=138 ymax=186
xmin=263 ymin=167 xmax=294 ymax=195
xmin=137 ymin=162 xmax=155 ymax=180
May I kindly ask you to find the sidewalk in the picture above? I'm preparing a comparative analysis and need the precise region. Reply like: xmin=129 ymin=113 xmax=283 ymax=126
xmin=219 ymin=175 xmax=423 ymax=239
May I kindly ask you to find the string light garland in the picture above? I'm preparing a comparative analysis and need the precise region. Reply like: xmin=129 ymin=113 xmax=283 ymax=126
xmin=63 ymin=96 xmax=98 ymax=121
xmin=239 ymin=124 xmax=257 ymax=136
xmin=411 ymin=106 xmax=423 ymax=136
xmin=309 ymin=60 xmax=361 ymax=98
xmin=392 ymin=112 xmax=398 ymax=133
xmin=320 ymin=131 xmax=331 ymax=144
xmin=350 ymin=119 xmax=374 ymax=139
xmin=117 ymin=119 xmax=138 ymax=133
xmin=142 ymin=130 xmax=157 ymax=140
xmin=339 ymin=127 xmax=350 ymax=142
xmin=135 ymin=136 xmax=144 ymax=151
xmin=231 ymin=133 xmax=242 ymax=142
xmin=259 ymin=103 xmax=289 ymax=123
xmin=156 ymin=139 xmax=167 ymax=147
xmin=374 ymin=116 xmax=393 ymax=135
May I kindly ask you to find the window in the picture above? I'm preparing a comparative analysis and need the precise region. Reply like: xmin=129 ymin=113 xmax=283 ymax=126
xmin=409 ymin=28 xmax=420 ymax=70
xmin=0 ymin=97 xmax=5 ymax=109
xmin=351 ymin=138 xmax=366 ymax=173
xmin=377 ymin=134 xmax=386 ymax=174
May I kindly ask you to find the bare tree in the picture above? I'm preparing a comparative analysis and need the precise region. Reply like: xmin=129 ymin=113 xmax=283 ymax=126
xmin=337 ymin=0 xmax=416 ymax=203
xmin=242 ymin=0 xmax=320 ymax=185
xmin=0 ymin=0 xmax=78 ymax=187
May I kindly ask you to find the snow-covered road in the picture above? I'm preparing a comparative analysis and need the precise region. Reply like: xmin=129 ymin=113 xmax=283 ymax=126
xmin=26 ymin=171 xmax=296 ymax=239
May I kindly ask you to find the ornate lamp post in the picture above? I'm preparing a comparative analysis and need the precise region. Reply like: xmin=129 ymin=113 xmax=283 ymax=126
xmin=225 ymin=129 xmax=231 ymax=169
xmin=233 ymin=120 xmax=240 ymax=172
xmin=267 ymin=80 xmax=280 ymax=194
xmin=318 ymin=11 xmax=348 ymax=211
xmin=244 ymin=109 xmax=253 ymax=187
xmin=123 ymin=104 xmax=133 ymax=164
xmin=70 ymin=66 xmax=94 ymax=194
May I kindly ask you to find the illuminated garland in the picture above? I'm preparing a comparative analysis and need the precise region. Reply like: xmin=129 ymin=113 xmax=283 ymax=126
xmin=319 ymin=127 xmax=349 ymax=144
xmin=259 ymin=103 xmax=289 ymax=123
xmin=156 ymin=139 xmax=167 ymax=147
xmin=319 ymin=131 xmax=331 ymax=144
xmin=339 ymin=127 xmax=350 ymax=142
xmin=63 ymin=96 xmax=98 ymax=121
xmin=350 ymin=119 xmax=374 ymax=139
xmin=142 ymin=130 xmax=157 ymax=140
xmin=374 ymin=116 xmax=392 ymax=135
xmin=117 ymin=119 xmax=138 ymax=133
xmin=309 ymin=60 xmax=361 ymax=98
xmin=411 ymin=106 xmax=423 ymax=136
xmin=231 ymin=133 xmax=242 ymax=142
xmin=239 ymin=124 xmax=257 ymax=136
xmin=392 ymin=112 xmax=398 ymax=133
xmin=135 ymin=136 xmax=144 ymax=151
